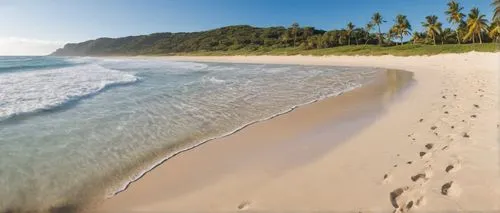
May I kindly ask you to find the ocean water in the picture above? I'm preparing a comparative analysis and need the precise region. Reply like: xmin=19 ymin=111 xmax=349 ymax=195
xmin=0 ymin=56 xmax=380 ymax=211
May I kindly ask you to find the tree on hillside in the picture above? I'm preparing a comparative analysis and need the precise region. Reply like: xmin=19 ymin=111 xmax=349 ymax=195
xmin=291 ymin=22 xmax=300 ymax=47
xmin=346 ymin=22 xmax=356 ymax=45
xmin=371 ymin=12 xmax=386 ymax=45
xmin=422 ymin=15 xmax=443 ymax=45
xmin=303 ymin=27 xmax=314 ymax=40
xmin=392 ymin=14 xmax=412 ymax=45
xmin=445 ymin=0 xmax=465 ymax=44
xmin=464 ymin=8 xmax=489 ymax=43
xmin=364 ymin=22 xmax=374 ymax=45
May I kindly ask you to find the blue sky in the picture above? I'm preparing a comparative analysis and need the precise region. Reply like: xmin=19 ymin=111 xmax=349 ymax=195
xmin=0 ymin=0 xmax=494 ymax=55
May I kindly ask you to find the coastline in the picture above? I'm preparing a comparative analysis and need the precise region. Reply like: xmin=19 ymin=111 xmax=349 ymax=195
xmin=94 ymin=53 xmax=499 ymax=212
xmin=105 ymin=67 xmax=381 ymax=198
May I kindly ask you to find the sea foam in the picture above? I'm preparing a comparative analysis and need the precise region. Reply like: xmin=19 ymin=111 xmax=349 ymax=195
xmin=0 ymin=64 xmax=138 ymax=121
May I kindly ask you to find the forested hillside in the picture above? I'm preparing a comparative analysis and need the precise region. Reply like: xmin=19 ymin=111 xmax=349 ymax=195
xmin=51 ymin=1 xmax=499 ymax=56
xmin=51 ymin=25 xmax=331 ymax=56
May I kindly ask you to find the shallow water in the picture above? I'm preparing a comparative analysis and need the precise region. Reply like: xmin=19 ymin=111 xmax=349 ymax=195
xmin=0 ymin=56 xmax=380 ymax=210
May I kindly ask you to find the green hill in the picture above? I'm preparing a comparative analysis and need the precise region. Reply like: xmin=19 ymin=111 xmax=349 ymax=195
xmin=51 ymin=25 xmax=327 ymax=56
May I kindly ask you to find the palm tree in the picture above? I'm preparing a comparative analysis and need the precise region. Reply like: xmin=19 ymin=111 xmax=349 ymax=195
xmin=338 ymin=30 xmax=348 ymax=45
xmin=346 ymin=22 xmax=355 ymax=45
xmin=371 ymin=12 xmax=386 ymax=45
xmin=364 ymin=22 xmax=374 ymax=45
xmin=388 ymin=26 xmax=398 ymax=45
xmin=440 ymin=28 xmax=455 ymax=44
xmin=411 ymin=31 xmax=425 ymax=44
xmin=489 ymin=19 xmax=500 ymax=42
xmin=422 ymin=15 xmax=443 ymax=45
xmin=291 ymin=22 xmax=300 ymax=47
xmin=445 ymin=0 xmax=465 ymax=44
xmin=464 ymin=8 xmax=489 ymax=44
xmin=493 ymin=0 xmax=500 ymax=21
xmin=392 ymin=14 xmax=412 ymax=45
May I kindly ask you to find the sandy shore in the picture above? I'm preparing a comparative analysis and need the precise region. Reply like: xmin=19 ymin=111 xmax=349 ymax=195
xmin=94 ymin=52 xmax=499 ymax=212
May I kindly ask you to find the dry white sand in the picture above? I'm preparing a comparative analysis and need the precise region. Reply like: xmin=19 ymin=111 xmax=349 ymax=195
xmin=95 ymin=52 xmax=499 ymax=212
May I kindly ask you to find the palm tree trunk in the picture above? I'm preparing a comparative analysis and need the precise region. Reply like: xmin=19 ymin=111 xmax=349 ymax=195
xmin=478 ymin=32 xmax=482 ymax=44
xmin=433 ymin=36 xmax=436 ymax=45
xmin=348 ymin=37 xmax=351 ymax=45
xmin=472 ymin=34 xmax=475 ymax=44
xmin=400 ymin=34 xmax=403 ymax=45
xmin=377 ymin=25 xmax=382 ymax=45
xmin=456 ymin=30 xmax=461 ymax=44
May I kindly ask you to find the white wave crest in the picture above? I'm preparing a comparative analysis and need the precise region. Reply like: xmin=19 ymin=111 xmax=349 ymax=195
xmin=202 ymin=76 xmax=226 ymax=84
xmin=98 ymin=58 xmax=209 ymax=71
xmin=0 ymin=64 xmax=138 ymax=120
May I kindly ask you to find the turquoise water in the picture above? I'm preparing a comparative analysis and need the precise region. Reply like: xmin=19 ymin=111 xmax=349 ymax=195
xmin=0 ymin=56 xmax=379 ymax=211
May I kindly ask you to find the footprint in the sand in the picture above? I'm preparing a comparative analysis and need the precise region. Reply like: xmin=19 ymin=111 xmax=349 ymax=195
xmin=462 ymin=132 xmax=470 ymax=138
xmin=383 ymin=173 xmax=392 ymax=184
xmin=419 ymin=151 xmax=432 ymax=160
xmin=411 ymin=166 xmax=433 ymax=183
xmin=237 ymin=201 xmax=251 ymax=211
xmin=441 ymin=181 xmax=461 ymax=197
xmin=390 ymin=187 xmax=425 ymax=212
xmin=390 ymin=187 xmax=409 ymax=208
xmin=424 ymin=143 xmax=433 ymax=150
xmin=410 ymin=173 xmax=426 ymax=182
xmin=445 ymin=161 xmax=461 ymax=173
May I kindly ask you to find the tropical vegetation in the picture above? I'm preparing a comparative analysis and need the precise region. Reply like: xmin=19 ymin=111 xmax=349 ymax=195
xmin=52 ymin=0 xmax=499 ymax=56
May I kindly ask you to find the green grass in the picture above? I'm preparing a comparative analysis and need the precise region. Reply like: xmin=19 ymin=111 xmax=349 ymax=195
xmin=172 ymin=43 xmax=498 ymax=57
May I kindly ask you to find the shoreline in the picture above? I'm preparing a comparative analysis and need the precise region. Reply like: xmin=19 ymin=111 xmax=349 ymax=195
xmin=92 ymin=63 xmax=412 ymax=211
xmin=106 ymin=68 xmax=375 ymax=198
xmin=94 ymin=70 xmax=413 ymax=210
xmin=95 ymin=53 xmax=499 ymax=212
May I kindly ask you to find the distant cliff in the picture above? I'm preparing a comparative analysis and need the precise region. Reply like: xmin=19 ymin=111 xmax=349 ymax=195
xmin=51 ymin=25 xmax=327 ymax=56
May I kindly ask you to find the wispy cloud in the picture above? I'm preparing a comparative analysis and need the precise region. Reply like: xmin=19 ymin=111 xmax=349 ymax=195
xmin=0 ymin=37 xmax=67 ymax=56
